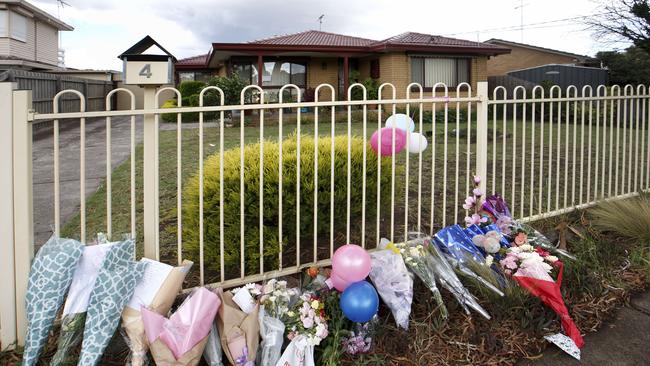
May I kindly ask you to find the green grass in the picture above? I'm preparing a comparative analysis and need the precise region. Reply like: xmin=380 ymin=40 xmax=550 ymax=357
xmin=61 ymin=110 xmax=648 ymax=284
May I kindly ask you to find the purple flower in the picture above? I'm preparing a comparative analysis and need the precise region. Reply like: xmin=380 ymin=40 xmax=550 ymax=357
xmin=472 ymin=188 xmax=483 ymax=197
xmin=473 ymin=175 xmax=481 ymax=184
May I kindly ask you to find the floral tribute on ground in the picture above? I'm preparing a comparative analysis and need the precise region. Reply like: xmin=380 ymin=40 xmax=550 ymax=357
xmin=20 ymin=171 xmax=587 ymax=364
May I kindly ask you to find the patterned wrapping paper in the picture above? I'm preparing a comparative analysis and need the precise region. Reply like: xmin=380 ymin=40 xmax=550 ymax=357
xmin=22 ymin=236 xmax=84 ymax=366
xmin=50 ymin=242 xmax=116 ymax=366
xmin=78 ymin=239 xmax=147 ymax=366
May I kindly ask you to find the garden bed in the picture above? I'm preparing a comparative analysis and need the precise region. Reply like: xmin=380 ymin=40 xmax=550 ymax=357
xmin=2 ymin=202 xmax=649 ymax=365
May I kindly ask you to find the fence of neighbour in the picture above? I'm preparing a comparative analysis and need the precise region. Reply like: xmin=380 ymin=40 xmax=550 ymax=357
xmin=1 ymin=80 xmax=649 ymax=348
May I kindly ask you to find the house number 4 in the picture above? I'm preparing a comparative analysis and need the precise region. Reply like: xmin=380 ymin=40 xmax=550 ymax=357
xmin=139 ymin=64 xmax=152 ymax=78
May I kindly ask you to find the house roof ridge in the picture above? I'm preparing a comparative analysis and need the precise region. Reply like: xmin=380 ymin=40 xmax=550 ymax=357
xmin=485 ymin=38 xmax=594 ymax=60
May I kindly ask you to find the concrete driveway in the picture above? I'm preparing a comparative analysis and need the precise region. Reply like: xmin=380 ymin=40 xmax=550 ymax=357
xmin=32 ymin=115 xmax=144 ymax=246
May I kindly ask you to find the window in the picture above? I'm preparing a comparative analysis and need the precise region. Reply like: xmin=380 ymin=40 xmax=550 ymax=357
xmin=231 ymin=60 xmax=306 ymax=87
xmin=262 ymin=61 xmax=306 ymax=87
xmin=410 ymin=57 xmax=470 ymax=88
xmin=0 ymin=10 xmax=8 ymax=37
xmin=178 ymin=72 xmax=195 ymax=83
xmin=231 ymin=62 xmax=258 ymax=84
xmin=10 ymin=11 xmax=27 ymax=42
xmin=370 ymin=59 xmax=380 ymax=79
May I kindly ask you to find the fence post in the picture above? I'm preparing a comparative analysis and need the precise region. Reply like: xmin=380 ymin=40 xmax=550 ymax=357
xmin=0 ymin=82 xmax=17 ymax=349
xmin=476 ymin=81 xmax=489 ymax=196
xmin=12 ymin=89 xmax=34 ymax=346
xmin=142 ymin=85 xmax=159 ymax=260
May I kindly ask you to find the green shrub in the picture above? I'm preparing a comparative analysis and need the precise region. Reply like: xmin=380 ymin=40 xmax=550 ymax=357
xmin=178 ymin=80 xmax=207 ymax=98
xmin=182 ymin=135 xmax=396 ymax=275
xmin=161 ymin=99 xmax=200 ymax=123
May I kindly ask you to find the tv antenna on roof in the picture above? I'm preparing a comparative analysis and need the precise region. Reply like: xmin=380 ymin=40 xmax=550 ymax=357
xmin=515 ymin=0 xmax=529 ymax=42
xmin=318 ymin=14 xmax=325 ymax=31
xmin=56 ymin=0 xmax=70 ymax=17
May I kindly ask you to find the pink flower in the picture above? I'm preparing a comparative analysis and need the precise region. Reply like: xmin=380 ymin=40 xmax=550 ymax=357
xmin=463 ymin=196 xmax=476 ymax=210
xmin=473 ymin=175 xmax=481 ymax=184
xmin=472 ymin=188 xmax=483 ymax=197
xmin=500 ymin=254 xmax=519 ymax=270
xmin=301 ymin=315 xmax=314 ymax=329
xmin=287 ymin=331 xmax=296 ymax=340
xmin=465 ymin=213 xmax=488 ymax=227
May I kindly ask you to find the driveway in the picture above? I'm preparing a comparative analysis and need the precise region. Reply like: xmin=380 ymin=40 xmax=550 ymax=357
xmin=32 ymin=116 xmax=144 ymax=247
xmin=31 ymin=117 xmax=219 ymax=247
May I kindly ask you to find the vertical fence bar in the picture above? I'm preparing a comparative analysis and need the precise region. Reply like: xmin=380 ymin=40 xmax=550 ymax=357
xmin=614 ymin=86 xmax=621 ymax=196
xmin=12 ymin=90 xmax=33 ymax=346
xmin=584 ymin=86 xmax=592 ymax=204
xmin=537 ymin=87 xmax=545 ymax=215
xmin=475 ymin=82 xmax=488 ymax=200
xmin=142 ymin=85 xmax=159 ymax=260
xmin=0 ymin=82 xmax=17 ymax=348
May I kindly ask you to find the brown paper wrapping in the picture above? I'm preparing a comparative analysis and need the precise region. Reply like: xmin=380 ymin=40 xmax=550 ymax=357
xmin=149 ymin=335 xmax=208 ymax=366
xmin=216 ymin=288 xmax=260 ymax=365
xmin=121 ymin=260 xmax=193 ymax=366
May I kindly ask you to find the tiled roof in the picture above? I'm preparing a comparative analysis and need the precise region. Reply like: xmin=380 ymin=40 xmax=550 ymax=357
xmin=248 ymin=30 xmax=376 ymax=47
xmin=376 ymin=32 xmax=508 ymax=50
xmin=176 ymin=54 xmax=209 ymax=66
xmin=485 ymin=38 xmax=594 ymax=61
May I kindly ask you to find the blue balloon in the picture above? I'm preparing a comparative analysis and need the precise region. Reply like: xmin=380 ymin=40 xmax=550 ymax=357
xmin=340 ymin=281 xmax=379 ymax=323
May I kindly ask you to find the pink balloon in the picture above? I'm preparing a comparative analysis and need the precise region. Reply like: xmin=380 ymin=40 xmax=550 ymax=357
xmin=370 ymin=127 xmax=407 ymax=156
xmin=330 ymin=271 xmax=351 ymax=292
xmin=331 ymin=244 xmax=371 ymax=282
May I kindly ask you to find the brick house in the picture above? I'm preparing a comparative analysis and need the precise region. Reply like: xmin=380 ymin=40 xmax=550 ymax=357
xmin=175 ymin=30 xmax=510 ymax=100
xmin=0 ymin=0 xmax=73 ymax=71
xmin=484 ymin=38 xmax=598 ymax=77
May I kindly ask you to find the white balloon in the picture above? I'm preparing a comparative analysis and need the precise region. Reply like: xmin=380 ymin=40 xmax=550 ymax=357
xmin=407 ymin=132 xmax=428 ymax=153
xmin=385 ymin=113 xmax=415 ymax=132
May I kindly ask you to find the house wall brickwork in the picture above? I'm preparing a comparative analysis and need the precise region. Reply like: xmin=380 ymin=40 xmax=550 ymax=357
xmin=486 ymin=45 xmax=578 ymax=76
xmin=307 ymin=57 xmax=339 ymax=100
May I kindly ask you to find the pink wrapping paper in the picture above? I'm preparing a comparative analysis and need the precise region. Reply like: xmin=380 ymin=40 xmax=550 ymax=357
xmin=142 ymin=287 xmax=221 ymax=360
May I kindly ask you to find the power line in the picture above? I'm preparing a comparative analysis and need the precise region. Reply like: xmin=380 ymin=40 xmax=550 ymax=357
xmin=444 ymin=12 xmax=610 ymax=37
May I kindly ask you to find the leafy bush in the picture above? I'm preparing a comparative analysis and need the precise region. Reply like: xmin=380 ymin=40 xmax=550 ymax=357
xmin=178 ymin=80 xmax=207 ymax=98
xmin=182 ymin=135 xmax=396 ymax=275
xmin=161 ymin=99 xmax=200 ymax=123
xmin=206 ymin=75 xmax=249 ymax=106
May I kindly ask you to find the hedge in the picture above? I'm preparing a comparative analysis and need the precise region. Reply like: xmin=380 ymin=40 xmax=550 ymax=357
xmin=182 ymin=135 xmax=396 ymax=275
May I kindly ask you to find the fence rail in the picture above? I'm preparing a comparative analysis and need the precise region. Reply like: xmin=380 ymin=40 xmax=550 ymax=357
xmin=1 ymin=80 xmax=649 ymax=348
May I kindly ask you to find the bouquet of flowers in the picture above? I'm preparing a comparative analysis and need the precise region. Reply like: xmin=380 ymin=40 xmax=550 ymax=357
xmin=369 ymin=240 xmax=414 ymax=329
xmin=481 ymin=194 xmax=575 ymax=259
xmin=285 ymin=293 xmax=329 ymax=346
xmin=341 ymin=322 xmax=373 ymax=355
xmin=256 ymin=278 xmax=299 ymax=366
xmin=497 ymin=240 xmax=584 ymax=356
xmin=388 ymin=238 xmax=448 ymax=319
xmin=463 ymin=175 xmax=489 ymax=227
xmin=276 ymin=293 xmax=329 ymax=366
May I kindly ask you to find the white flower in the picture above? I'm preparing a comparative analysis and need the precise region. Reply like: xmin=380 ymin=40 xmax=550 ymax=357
xmin=519 ymin=244 xmax=533 ymax=252
xmin=485 ymin=255 xmax=494 ymax=267
xmin=483 ymin=237 xmax=501 ymax=254
xmin=545 ymin=255 xmax=559 ymax=263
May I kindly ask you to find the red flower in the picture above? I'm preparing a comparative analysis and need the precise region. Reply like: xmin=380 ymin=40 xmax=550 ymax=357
xmin=535 ymin=247 xmax=550 ymax=257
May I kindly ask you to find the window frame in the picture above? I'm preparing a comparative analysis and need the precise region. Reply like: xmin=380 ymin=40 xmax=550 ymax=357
xmin=9 ymin=10 xmax=28 ymax=42
xmin=229 ymin=57 xmax=308 ymax=88
xmin=0 ymin=10 xmax=8 ymax=38
xmin=409 ymin=55 xmax=472 ymax=91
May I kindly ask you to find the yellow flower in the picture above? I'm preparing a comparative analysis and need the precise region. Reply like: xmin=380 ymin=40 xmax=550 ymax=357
xmin=311 ymin=300 xmax=320 ymax=310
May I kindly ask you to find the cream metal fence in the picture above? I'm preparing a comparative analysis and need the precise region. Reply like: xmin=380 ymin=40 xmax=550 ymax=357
xmin=1 ymin=80 xmax=648 ymax=347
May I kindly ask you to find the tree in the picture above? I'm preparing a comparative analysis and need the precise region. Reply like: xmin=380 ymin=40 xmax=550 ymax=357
xmin=587 ymin=1 xmax=650 ymax=54
xmin=597 ymin=46 xmax=650 ymax=84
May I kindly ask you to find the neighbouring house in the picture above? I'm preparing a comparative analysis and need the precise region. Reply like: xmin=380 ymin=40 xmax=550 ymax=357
xmin=484 ymin=38 xmax=607 ymax=91
xmin=484 ymin=38 xmax=599 ymax=77
xmin=175 ymin=30 xmax=510 ymax=100
xmin=0 ymin=0 xmax=73 ymax=71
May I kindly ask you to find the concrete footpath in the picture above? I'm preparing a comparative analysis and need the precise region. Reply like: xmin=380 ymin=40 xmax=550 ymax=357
xmin=518 ymin=291 xmax=650 ymax=366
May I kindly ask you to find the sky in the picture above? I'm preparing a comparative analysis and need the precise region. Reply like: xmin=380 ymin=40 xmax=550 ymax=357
xmin=31 ymin=0 xmax=628 ymax=71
